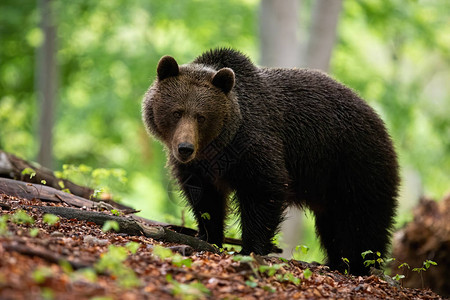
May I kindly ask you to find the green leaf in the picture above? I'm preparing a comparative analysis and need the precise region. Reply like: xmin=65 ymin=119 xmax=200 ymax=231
xmin=0 ymin=215 xmax=9 ymax=235
xmin=59 ymin=260 xmax=73 ymax=274
xmin=392 ymin=274 xmax=405 ymax=281
xmin=102 ymin=220 xmax=120 ymax=232
xmin=12 ymin=210 xmax=34 ymax=224
xmin=245 ymin=280 xmax=258 ymax=288
xmin=262 ymin=285 xmax=276 ymax=293
xmin=232 ymin=255 xmax=255 ymax=263
xmin=152 ymin=245 xmax=174 ymax=260
xmin=166 ymin=274 xmax=211 ymax=297
xmin=58 ymin=180 xmax=65 ymax=189
xmin=284 ymin=272 xmax=301 ymax=285
xmin=32 ymin=266 xmax=53 ymax=284
xmin=303 ymin=268 xmax=312 ymax=279
xmin=201 ymin=212 xmax=210 ymax=220
xmin=424 ymin=260 xmax=437 ymax=269
xmin=43 ymin=213 xmax=59 ymax=225
xmin=361 ymin=250 xmax=373 ymax=259
xmin=398 ymin=262 xmax=410 ymax=269
xmin=172 ymin=254 xmax=193 ymax=268
xmin=21 ymin=167 xmax=36 ymax=179
xmin=93 ymin=188 xmax=105 ymax=198
xmin=29 ymin=228 xmax=39 ymax=237
xmin=364 ymin=259 xmax=375 ymax=267
xmin=74 ymin=268 xmax=98 ymax=283
xmin=125 ymin=241 xmax=140 ymax=254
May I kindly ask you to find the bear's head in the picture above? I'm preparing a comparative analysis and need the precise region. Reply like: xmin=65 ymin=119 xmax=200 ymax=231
xmin=142 ymin=55 xmax=241 ymax=164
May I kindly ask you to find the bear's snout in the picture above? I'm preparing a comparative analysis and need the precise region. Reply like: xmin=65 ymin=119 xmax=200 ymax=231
xmin=178 ymin=142 xmax=195 ymax=159
xmin=171 ymin=118 xmax=198 ymax=163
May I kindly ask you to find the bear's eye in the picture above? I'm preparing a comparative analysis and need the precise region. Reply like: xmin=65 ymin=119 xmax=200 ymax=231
xmin=197 ymin=115 xmax=206 ymax=124
xmin=173 ymin=111 xmax=182 ymax=119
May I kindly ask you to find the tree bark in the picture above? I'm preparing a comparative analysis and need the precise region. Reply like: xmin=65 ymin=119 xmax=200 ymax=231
xmin=37 ymin=0 xmax=58 ymax=169
xmin=304 ymin=0 xmax=343 ymax=72
xmin=259 ymin=0 xmax=300 ymax=67
xmin=259 ymin=0 xmax=343 ymax=259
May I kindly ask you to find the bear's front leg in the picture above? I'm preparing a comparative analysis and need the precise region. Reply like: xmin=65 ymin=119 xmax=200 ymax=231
xmin=178 ymin=173 xmax=227 ymax=247
xmin=237 ymin=186 xmax=287 ymax=255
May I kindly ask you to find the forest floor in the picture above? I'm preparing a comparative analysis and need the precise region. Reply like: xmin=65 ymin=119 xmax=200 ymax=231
xmin=0 ymin=193 xmax=445 ymax=300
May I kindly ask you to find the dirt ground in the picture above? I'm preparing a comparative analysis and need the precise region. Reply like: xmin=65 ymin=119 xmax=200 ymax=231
xmin=0 ymin=193 xmax=444 ymax=300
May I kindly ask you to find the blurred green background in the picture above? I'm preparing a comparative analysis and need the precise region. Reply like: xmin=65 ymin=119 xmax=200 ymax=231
xmin=1 ymin=0 xmax=449 ymax=261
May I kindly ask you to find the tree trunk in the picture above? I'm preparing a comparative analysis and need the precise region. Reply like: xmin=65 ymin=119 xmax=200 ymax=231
xmin=259 ymin=0 xmax=300 ymax=67
xmin=304 ymin=0 xmax=343 ymax=72
xmin=259 ymin=0 xmax=343 ymax=259
xmin=37 ymin=0 xmax=57 ymax=169
xmin=259 ymin=0 xmax=303 ymax=259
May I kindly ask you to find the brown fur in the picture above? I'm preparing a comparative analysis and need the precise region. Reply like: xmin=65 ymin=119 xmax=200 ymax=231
xmin=142 ymin=48 xmax=399 ymax=276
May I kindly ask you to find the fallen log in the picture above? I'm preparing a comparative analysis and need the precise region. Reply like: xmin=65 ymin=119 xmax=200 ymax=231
xmin=35 ymin=205 xmax=218 ymax=253
xmin=0 ymin=177 xmax=98 ymax=207
xmin=0 ymin=151 xmax=94 ymax=199
xmin=0 ymin=150 xmax=133 ymax=211
xmin=0 ymin=151 xmax=280 ymax=251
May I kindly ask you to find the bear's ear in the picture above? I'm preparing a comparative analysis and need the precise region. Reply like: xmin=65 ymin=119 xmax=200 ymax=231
xmin=212 ymin=68 xmax=235 ymax=94
xmin=157 ymin=56 xmax=179 ymax=80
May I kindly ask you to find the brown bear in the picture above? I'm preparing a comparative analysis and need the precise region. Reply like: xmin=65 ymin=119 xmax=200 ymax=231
xmin=142 ymin=48 xmax=399 ymax=275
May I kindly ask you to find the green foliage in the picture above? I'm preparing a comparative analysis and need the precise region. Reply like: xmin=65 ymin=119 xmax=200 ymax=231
xmin=102 ymin=220 xmax=120 ymax=232
xmin=245 ymin=278 xmax=258 ymax=288
xmin=12 ymin=210 xmax=34 ymax=225
xmin=29 ymin=228 xmax=39 ymax=237
xmin=1 ymin=0 xmax=449 ymax=269
xmin=43 ymin=213 xmax=59 ymax=226
xmin=303 ymin=268 xmax=312 ymax=279
xmin=275 ymin=272 xmax=301 ymax=286
xmin=0 ymin=215 xmax=9 ymax=235
xmin=423 ymin=260 xmax=437 ymax=269
xmin=21 ymin=167 xmax=36 ymax=179
xmin=166 ymin=274 xmax=211 ymax=300
xmin=59 ymin=260 xmax=74 ymax=275
xmin=411 ymin=260 xmax=438 ymax=289
xmin=232 ymin=255 xmax=255 ymax=263
xmin=412 ymin=260 xmax=437 ymax=274
xmin=73 ymin=268 xmax=98 ymax=283
xmin=200 ymin=212 xmax=210 ymax=220
xmin=152 ymin=245 xmax=193 ymax=268
xmin=294 ymin=244 xmax=309 ymax=258
xmin=152 ymin=244 xmax=174 ymax=260
xmin=32 ymin=266 xmax=54 ymax=284
xmin=258 ymin=263 xmax=286 ymax=277
xmin=55 ymin=164 xmax=127 ymax=199
xmin=125 ymin=241 xmax=140 ymax=254
xmin=341 ymin=257 xmax=350 ymax=275
xmin=392 ymin=273 xmax=405 ymax=282
xmin=95 ymin=245 xmax=140 ymax=288
xmin=40 ymin=288 xmax=54 ymax=300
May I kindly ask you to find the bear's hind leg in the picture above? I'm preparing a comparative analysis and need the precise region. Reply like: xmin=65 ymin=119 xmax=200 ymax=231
xmin=313 ymin=191 xmax=396 ymax=275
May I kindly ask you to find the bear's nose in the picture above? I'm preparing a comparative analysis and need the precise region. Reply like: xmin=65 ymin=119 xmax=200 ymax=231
xmin=178 ymin=142 xmax=194 ymax=158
